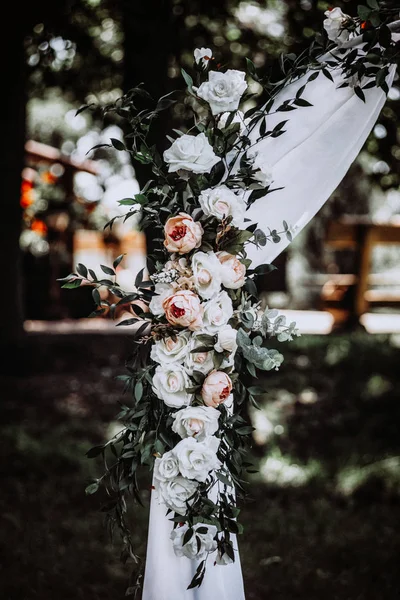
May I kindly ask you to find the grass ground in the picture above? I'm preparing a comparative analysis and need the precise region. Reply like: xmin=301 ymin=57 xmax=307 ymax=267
xmin=1 ymin=331 xmax=400 ymax=600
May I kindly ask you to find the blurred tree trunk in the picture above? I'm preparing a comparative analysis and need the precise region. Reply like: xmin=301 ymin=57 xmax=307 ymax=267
xmin=122 ymin=0 xmax=173 ymax=188
xmin=122 ymin=0 xmax=173 ymax=258
xmin=0 ymin=23 xmax=27 ymax=374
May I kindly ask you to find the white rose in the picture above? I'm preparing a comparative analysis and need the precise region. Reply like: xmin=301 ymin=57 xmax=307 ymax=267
xmin=192 ymin=251 xmax=222 ymax=300
xmin=214 ymin=324 xmax=238 ymax=354
xmin=149 ymin=283 xmax=174 ymax=317
xmin=171 ymin=523 xmax=218 ymax=559
xmin=158 ymin=476 xmax=198 ymax=515
xmin=153 ymin=451 xmax=180 ymax=483
xmin=172 ymin=405 xmax=220 ymax=441
xmin=185 ymin=335 xmax=215 ymax=375
xmin=217 ymin=251 xmax=246 ymax=290
xmin=195 ymin=70 xmax=247 ymax=116
xmin=152 ymin=364 xmax=193 ymax=408
xmin=203 ymin=291 xmax=234 ymax=333
xmin=194 ymin=47 xmax=213 ymax=67
xmin=173 ymin=436 xmax=221 ymax=482
xmin=323 ymin=7 xmax=352 ymax=46
xmin=217 ymin=110 xmax=249 ymax=135
xmin=198 ymin=186 xmax=246 ymax=228
xmin=163 ymin=133 xmax=220 ymax=175
xmin=150 ymin=331 xmax=191 ymax=366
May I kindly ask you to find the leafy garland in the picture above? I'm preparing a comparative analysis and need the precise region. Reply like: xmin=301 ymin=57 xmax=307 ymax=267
xmin=60 ymin=3 xmax=399 ymax=592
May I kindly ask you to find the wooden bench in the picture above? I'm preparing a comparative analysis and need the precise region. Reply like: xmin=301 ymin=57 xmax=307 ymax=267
xmin=322 ymin=216 xmax=400 ymax=323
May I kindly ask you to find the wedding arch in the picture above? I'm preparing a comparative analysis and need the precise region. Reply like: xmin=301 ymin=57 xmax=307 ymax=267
xmin=60 ymin=4 xmax=400 ymax=599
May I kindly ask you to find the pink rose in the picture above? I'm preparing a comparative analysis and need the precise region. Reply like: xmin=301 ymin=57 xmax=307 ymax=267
xmin=163 ymin=290 xmax=203 ymax=331
xmin=201 ymin=371 xmax=233 ymax=408
xmin=164 ymin=213 xmax=203 ymax=255
xmin=217 ymin=251 xmax=246 ymax=290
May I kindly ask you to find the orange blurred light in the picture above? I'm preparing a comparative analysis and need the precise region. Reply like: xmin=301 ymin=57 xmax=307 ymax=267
xmin=20 ymin=190 xmax=35 ymax=208
xmin=21 ymin=180 xmax=33 ymax=193
xmin=31 ymin=219 xmax=48 ymax=235
xmin=40 ymin=171 xmax=57 ymax=185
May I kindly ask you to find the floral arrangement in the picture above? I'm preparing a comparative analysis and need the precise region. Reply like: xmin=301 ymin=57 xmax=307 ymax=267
xmin=60 ymin=3 xmax=400 ymax=591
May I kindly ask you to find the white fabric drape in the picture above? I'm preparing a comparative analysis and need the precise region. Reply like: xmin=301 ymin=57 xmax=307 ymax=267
xmin=245 ymin=35 xmax=398 ymax=267
xmin=143 ymin=484 xmax=245 ymax=600
xmin=143 ymin=28 xmax=399 ymax=600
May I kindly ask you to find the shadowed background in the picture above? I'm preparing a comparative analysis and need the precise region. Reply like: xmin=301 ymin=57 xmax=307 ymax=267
xmin=1 ymin=1 xmax=400 ymax=599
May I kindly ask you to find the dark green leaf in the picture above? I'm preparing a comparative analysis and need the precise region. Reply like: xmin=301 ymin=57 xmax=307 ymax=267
xmin=181 ymin=68 xmax=193 ymax=91
xmin=61 ymin=279 xmax=82 ymax=289
xmin=92 ymin=288 xmax=101 ymax=305
xmin=76 ymin=263 xmax=88 ymax=278
xmin=85 ymin=482 xmax=99 ymax=495
xmin=86 ymin=445 xmax=104 ymax=458
xmin=111 ymin=138 xmax=126 ymax=151
xmin=113 ymin=254 xmax=125 ymax=269
xmin=101 ymin=264 xmax=116 ymax=276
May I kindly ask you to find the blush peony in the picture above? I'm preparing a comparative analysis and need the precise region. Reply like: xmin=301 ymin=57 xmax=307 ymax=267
xmin=164 ymin=213 xmax=203 ymax=255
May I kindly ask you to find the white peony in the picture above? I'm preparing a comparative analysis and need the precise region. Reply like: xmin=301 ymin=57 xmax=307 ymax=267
xmin=198 ymin=186 xmax=246 ymax=228
xmin=173 ymin=436 xmax=221 ymax=482
xmin=195 ymin=70 xmax=247 ymax=116
xmin=150 ymin=331 xmax=191 ymax=366
xmin=171 ymin=523 xmax=218 ymax=559
xmin=153 ymin=451 xmax=180 ymax=482
xmin=152 ymin=364 xmax=193 ymax=408
xmin=217 ymin=251 xmax=246 ymax=290
xmin=323 ymin=7 xmax=352 ymax=46
xmin=191 ymin=251 xmax=222 ymax=300
xmin=158 ymin=476 xmax=198 ymax=515
xmin=172 ymin=405 xmax=220 ymax=441
xmin=149 ymin=283 xmax=174 ymax=316
xmin=163 ymin=133 xmax=220 ymax=175
xmin=194 ymin=47 xmax=213 ymax=67
xmin=184 ymin=336 xmax=215 ymax=375
xmin=217 ymin=110 xmax=249 ymax=135
xmin=203 ymin=291 xmax=234 ymax=333
xmin=214 ymin=324 xmax=238 ymax=354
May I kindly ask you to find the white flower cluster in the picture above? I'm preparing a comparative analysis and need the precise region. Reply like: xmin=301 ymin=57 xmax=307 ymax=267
xmin=150 ymin=269 xmax=178 ymax=284
xmin=149 ymin=49 xmax=280 ymax=566
xmin=323 ymin=7 xmax=355 ymax=47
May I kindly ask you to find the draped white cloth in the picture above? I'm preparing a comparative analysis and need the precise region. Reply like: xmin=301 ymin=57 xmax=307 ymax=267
xmin=143 ymin=27 xmax=399 ymax=600
xmin=246 ymin=32 xmax=399 ymax=267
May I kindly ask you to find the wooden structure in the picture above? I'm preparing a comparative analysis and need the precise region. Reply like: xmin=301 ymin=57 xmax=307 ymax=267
xmin=322 ymin=216 xmax=400 ymax=325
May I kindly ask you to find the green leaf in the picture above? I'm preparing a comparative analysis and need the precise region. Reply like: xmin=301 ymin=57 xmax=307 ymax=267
xmin=135 ymin=381 xmax=143 ymax=401
xmin=61 ymin=279 xmax=82 ymax=289
xmin=183 ymin=527 xmax=194 ymax=546
xmin=86 ymin=445 xmax=104 ymax=458
xmin=111 ymin=138 xmax=126 ymax=151
xmin=357 ymin=5 xmax=371 ymax=20
xmin=76 ymin=263 xmax=88 ymax=278
xmin=134 ymin=193 xmax=149 ymax=205
xmin=294 ymin=98 xmax=313 ymax=108
xmin=379 ymin=25 xmax=392 ymax=49
xmin=367 ymin=0 xmax=379 ymax=8
xmin=92 ymin=288 xmax=101 ymax=305
xmin=118 ymin=198 xmax=137 ymax=206
xmin=236 ymin=425 xmax=255 ymax=435
xmin=181 ymin=68 xmax=193 ymax=91
xmin=113 ymin=254 xmax=125 ymax=269
xmin=100 ymin=264 xmax=116 ymax=276
xmin=85 ymin=482 xmax=99 ymax=495
xmin=307 ymin=71 xmax=319 ymax=82
xmin=354 ymin=86 xmax=366 ymax=103
xmin=248 ymin=386 xmax=266 ymax=396
xmin=116 ymin=318 xmax=140 ymax=327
